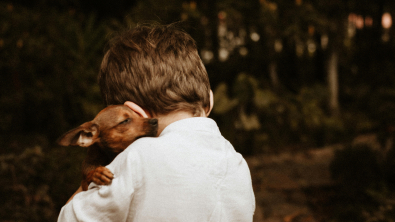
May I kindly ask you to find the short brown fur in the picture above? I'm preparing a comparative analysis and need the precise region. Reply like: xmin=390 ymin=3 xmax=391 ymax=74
xmin=57 ymin=105 xmax=158 ymax=190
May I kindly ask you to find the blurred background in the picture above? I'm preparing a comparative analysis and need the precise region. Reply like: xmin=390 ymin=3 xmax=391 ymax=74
xmin=1 ymin=0 xmax=395 ymax=221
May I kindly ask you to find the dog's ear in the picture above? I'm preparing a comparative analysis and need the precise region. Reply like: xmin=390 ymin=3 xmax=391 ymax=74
xmin=57 ymin=123 xmax=99 ymax=147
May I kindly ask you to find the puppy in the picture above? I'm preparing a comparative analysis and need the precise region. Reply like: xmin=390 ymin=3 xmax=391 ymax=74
xmin=57 ymin=105 xmax=158 ymax=191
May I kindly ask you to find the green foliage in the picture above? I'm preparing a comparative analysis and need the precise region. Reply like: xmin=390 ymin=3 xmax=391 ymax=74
xmin=127 ymin=0 xmax=185 ymax=24
xmin=0 ymin=3 xmax=107 ymax=221
xmin=0 ymin=3 xmax=106 ymax=139
xmin=213 ymin=73 xmax=345 ymax=153
xmin=0 ymin=135 xmax=84 ymax=222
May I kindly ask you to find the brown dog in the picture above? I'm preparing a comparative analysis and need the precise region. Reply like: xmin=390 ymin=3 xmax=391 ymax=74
xmin=57 ymin=105 xmax=158 ymax=191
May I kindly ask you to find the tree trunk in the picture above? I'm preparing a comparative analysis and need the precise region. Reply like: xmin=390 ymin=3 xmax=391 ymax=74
xmin=269 ymin=61 xmax=279 ymax=90
xmin=327 ymin=50 xmax=340 ymax=116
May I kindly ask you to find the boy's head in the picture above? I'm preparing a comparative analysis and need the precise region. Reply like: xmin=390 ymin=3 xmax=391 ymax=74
xmin=98 ymin=24 xmax=211 ymax=117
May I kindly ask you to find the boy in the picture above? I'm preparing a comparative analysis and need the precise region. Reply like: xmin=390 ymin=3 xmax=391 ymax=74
xmin=58 ymin=24 xmax=255 ymax=221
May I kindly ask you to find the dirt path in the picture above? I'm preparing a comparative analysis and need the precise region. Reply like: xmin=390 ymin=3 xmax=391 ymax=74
xmin=246 ymin=145 xmax=342 ymax=222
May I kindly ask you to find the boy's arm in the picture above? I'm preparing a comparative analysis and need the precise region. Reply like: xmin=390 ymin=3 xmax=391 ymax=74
xmin=58 ymin=148 xmax=142 ymax=222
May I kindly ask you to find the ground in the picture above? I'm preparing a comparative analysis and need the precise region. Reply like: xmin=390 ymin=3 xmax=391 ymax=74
xmin=246 ymin=145 xmax=342 ymax=222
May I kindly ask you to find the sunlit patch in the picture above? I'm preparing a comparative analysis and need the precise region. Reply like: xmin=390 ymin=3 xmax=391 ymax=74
xmin=274 ymin=39 xmax=282 ymax=53
xmin=382 ymin=12 xmax=392 ymax=29
xmin=201 ymin=49 xmax=214 ymax=63
xmin=219 ymin=48 xmax=229 ymax=62
xmin=250 ymin=32 xmax=260 ymax=42
xmin=239 ymin=47 xmax=248 ymax=56
xmin=307 ymin=39 xmax=316 ymax=55
xmin=365 ymin=16 xmax=373 ymax=27
xmin=321 ymin=35 xmax=328 ymax=50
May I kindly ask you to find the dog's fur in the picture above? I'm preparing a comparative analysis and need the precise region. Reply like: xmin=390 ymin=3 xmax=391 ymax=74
xmin=57 ymin=105 xmax=158 ymax=191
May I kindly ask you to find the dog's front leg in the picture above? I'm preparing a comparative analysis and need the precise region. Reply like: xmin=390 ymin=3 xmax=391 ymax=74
xmin=87 ymin=166 xmax=114 ymax=187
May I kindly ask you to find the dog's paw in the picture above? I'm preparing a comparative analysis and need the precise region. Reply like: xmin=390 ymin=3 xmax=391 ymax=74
xmin=88 ymin=166 xmax=114 ymax=186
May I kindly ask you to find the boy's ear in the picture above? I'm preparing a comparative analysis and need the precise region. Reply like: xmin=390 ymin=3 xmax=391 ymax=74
xmin=206 ymin=90 xmax=214 ymax=117
xmin=124 ymin=101 xmax=149 ymax=118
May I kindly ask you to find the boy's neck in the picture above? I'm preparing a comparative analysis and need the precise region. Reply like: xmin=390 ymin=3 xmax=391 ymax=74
xmin=155 ymin=110 xmax=203 ymax=136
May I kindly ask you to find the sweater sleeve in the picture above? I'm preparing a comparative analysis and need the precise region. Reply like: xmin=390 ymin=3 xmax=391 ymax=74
xmin=58 ymin=147 xmax=142 ymax=222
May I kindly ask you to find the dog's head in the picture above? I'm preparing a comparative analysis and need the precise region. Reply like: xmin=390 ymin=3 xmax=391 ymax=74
xmin=57 ymin=105 xmax=158 ymax=155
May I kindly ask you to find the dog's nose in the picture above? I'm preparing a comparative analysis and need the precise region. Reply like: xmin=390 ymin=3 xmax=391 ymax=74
xmin=149 ymin=119 xmax=158 ymax=126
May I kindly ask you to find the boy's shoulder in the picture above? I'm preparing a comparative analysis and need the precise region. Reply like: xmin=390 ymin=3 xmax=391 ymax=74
xmin=160 ymin=117 xmax=221 ymax=136
xmin=120 ymin=118 xmax=220 ymax=153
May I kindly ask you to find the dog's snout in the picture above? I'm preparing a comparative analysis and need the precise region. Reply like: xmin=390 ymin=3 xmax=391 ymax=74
xmin=149 ymin=119 xmax=158 ymax=126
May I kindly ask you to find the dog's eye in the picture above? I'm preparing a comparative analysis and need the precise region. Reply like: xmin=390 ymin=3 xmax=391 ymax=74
xmin=119 ymin=118 xmax=131 ymax=125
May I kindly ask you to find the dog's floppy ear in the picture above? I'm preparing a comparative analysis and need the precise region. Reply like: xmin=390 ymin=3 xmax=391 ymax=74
xmin=57 ymin=122 xmax=99 ymax=147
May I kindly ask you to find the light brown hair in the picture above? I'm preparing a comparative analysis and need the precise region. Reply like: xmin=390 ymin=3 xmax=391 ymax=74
xmin=98 ymin=24 xmax=211 ymax=116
